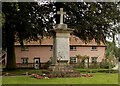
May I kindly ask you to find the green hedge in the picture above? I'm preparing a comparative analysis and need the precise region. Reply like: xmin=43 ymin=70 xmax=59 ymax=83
xmin=76 ymin=69 xmax=118 ymax=73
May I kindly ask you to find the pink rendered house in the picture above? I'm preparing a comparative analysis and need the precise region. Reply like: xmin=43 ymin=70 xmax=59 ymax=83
xmin=14 ymin=35 xmax=106 ymax=69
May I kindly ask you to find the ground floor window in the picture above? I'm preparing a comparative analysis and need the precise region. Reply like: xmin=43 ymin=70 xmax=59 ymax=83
xmin=70 ymin=57 xmax=77 ymax=63
xmin=91 ymin=57 xmax=98 ymax=63
xmin=21 ymin=58 xmax=28 ymax=64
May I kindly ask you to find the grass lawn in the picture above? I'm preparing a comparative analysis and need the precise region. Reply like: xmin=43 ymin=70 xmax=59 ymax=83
xmin=2 ymin=69 xmax=44 ymax=75
xmin=1 ymin=73 xmax=118 ymax=84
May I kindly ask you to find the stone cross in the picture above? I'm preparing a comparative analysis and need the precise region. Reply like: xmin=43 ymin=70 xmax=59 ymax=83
xmin=57 ymin=8 xmax=66 ymax=24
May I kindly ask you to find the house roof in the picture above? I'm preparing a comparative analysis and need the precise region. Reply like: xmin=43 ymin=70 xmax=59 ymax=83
xmin=15 ymin=35 xmax=106 ymax=47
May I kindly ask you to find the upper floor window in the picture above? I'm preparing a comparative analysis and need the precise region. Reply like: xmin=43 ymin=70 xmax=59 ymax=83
xmin=21 ymin=58 xmax=28 ymax=64
xmin=70 ymin=57 xmax=77 ymax=63
xmin=70 ymin=46 xmax=76 ymax=51
xmin=21 ymin=46 xmax=29 ymax=51
xmin=91 ymin=46 xmax=97 ymax=51
xmin=91 ymin=57 xmax=98 ymax=64
xmin=50 ymin=46 xmax=53 ymax=51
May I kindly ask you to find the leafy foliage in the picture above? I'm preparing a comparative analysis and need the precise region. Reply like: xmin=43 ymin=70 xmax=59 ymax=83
xmin=2 ymin=2 xmax=120 ymax=46
xmin=2 ymin=2 xmax=120 ymax=69
xmin=76 ymin=54 xmax=89 ymax=61
xmin=104 ymin=40 xmax=119 ymax=69
xmin=55 ymin=2 xmax=120 ymax=43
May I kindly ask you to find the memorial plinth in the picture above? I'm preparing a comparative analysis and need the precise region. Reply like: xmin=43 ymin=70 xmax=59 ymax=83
xmin=51 ymin=24 xmax=73 ymax=64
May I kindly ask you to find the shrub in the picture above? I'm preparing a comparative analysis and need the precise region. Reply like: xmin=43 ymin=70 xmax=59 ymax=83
xmin=89 ymin=63 xmax=100 ymax=69
xmin=41 ymin=70 xmax=50 ymax=74
xmin=100 ymin=59 xmax=114 ymax=69
xmin=42 ymin=61 xmax=52 ymax=69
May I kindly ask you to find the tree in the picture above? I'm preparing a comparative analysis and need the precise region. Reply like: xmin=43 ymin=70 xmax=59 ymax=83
xmin=104 ymin=32 xmax=120 ymax=69
xmin=105 ymin=41 xmax=117 ymax=68
xmin=2 ymin=2 xmax=48 ymax=70
xmin=2 ymin=2 xmax=120 ymax=70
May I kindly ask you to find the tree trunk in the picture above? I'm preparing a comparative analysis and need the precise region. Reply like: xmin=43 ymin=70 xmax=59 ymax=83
xmin=5 ymin=27 xmax=16 ymax=70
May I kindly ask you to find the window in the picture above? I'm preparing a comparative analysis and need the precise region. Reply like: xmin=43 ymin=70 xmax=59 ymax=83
xmin=34 ymin=58 xmax=40 ymax=64
xmin=70 ymin=46 xmax=76 ymax=51
xmin=91 ymin=57 xmax=98 ymax=63
xmin=50 ymin=46 xmax=53 ymax=51
xmin=70 ymin=57 xmax=77 ymax=63
xmin=91 ymin=46 xmax=97 ymax=51
xmin=21 ymin=58 xmax=28 ymax=64
xmin=21 ymin=47 xmax=29 ymax=51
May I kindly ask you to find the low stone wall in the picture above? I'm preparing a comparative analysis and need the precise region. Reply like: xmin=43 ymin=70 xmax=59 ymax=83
xmin=16 ymin=63 xmax=46 ymax=69
xmin=48 ymin=63 xmax=81 ymax=77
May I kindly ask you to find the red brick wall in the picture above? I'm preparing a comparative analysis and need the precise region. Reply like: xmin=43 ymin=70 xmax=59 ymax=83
xmin=15 ymin=45 xmax=105 ymax=63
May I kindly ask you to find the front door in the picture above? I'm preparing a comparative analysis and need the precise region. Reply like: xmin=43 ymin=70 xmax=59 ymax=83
xmin=34 ymin=58 xmax=40 ymax=69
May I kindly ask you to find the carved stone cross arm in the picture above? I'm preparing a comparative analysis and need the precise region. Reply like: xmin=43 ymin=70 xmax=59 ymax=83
xmin=57 ymin=8 xmax=66 ymax=24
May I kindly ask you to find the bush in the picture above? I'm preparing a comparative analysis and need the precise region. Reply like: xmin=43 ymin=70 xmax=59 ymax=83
xmin=89 ymin=63 xmax=100 ymax=69
xmin=76 ymin=69 xmax=118 ymax=73
xmin=41 ymin=70 xmax=50 ymax=74
xmin=100 ymin=59 xmax=114 ymax=69
xmin=42 ymin=61 xmax=52 ymax=69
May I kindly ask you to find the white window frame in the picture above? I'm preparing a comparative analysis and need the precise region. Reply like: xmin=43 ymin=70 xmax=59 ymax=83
xmin=21 ymin=58 xmax=28 ymax=64
xmin=70 ymin=57 xmax=77 ymax=63
xmin=70 ymin=46 xmax=76 ymax=51
xmin=21 ymin=46 xmax=29 ymax=51
xmin=91 ymin=46 xmax=97 ymax=51
xmin=50 ymin=45 xmax=53 ymax=51
xmin=91 ymin=57 xmax=98 ymax=63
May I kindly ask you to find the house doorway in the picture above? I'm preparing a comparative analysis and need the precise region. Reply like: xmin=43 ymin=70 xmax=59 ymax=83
xmin=82 ymin=58 xmax=89 ymax=68
xmin=34 ymin=58 xmax=40 ymax=69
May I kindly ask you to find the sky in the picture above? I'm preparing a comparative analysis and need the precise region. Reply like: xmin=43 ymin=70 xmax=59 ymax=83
xmin=106 ymin=34 xmax=120 ymax=47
